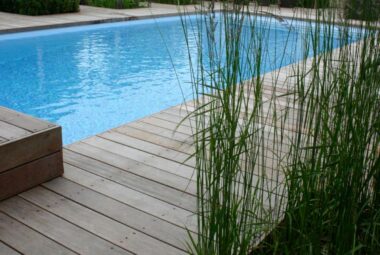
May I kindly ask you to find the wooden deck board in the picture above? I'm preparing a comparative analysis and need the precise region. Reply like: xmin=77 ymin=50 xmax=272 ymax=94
xmin=0 ymin=241 xmax=21 ymax=255
xmin=141 ymin=116 xmax=193 ymax=135
xmin=42 ymin=178 xmax=193 ymax=251
xmin=129 ymin=120 xmax=193 ymax=144
xmin=114 ymin=125 xmax=194 ymax=154
xmin=62 ymin=164 xmax=197 ymax=231
xmin=0 ymin=121 xmax=31 ymax=141
xmin=65 ymin=142 xmax=197 ymax=194
xmin=0 ymin=107 xmax=54 ymax=132
xmin=83 ymin=136 xmax=195 ymax=180
xmin=0 ymin=197 xmax=131 ymax=255
xmin=63 ymin=149 xmax=196 ymax=210
xmin=99 ymin=131 xmax=195 ymax=167
xmin=0 ymin=213 xmax=75 ymax=255
xmin=20 ymin=187 xmax=185 ymax=255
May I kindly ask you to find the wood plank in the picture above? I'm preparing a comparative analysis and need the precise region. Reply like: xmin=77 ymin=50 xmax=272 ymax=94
xmin=63 ymin=149 xmax=196 ymax=211
xmin=0 ymin=212 xmax=75 ymax=255
xmin=128 ymin=121 xmax=193 ymax=144
xmin=83 ymin=136 xmax=196 ymax=181
xmin=178 ymin=93 xmax=299 ymax=122
xmin=153 ymin=112 xmax=195 ymax=128
xmin=243 ymin=90 xmax=299 ymax=110
xmin=160 ymin=111 xmax=209 ymax=130
xmin=63 ymin=163 xmax=197 ymax=232
xmin=174 ymin=102 xmax=302 ymax=139
xmin=0 ymin=107 xmax=54 ymax=132
xmin=174 ymin=99 xmax=301 ymax=134
xmin=0 ymin=197 xmax=130 ymax=255
xmin=150 ymin=113 xmax=288 ymax=176
xmin=0 ymin=126 xmax=62 ymax=173
xmin=0 ymin=151 xmax=63 ymax=200
xmin=65 ymin=143 xmax=196 ymax=194
xmin=20 ymin=187 xmax=186 ymax=255
xmin=173 ymin=106 xmax=295 ymax=157
xmin=99 ymin=131 xmax=195 ymax=167
xmin=114 ymin=125 xmax=194 ymax=155
xmin=0 ymin=121 xmax=31 ymax=140
xmin=157 ymin=107 xmax=294 ymax=158
xmin=140 ymin=117 xmax=193 ymax=136
xmin=0 ymin=136 xmax=7 ymax=144
xmin=43 ymin=177 xmax=193 ymax=251
xmin=169 ymin=102 xmax=297 ymax=135
xmin=0 ymin=241 xmax=21 ymax=255
xmin=162 ymin=107 xmax=195 ymax=120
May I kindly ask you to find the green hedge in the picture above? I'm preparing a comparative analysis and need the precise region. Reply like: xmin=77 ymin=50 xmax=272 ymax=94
xmin=279 ymin=0 xmax=330 ymax=8
xmin=80 ymin=0 xmax=139 ymax=9
xmin=152 ymin=0 xmax=197 ymax=5
xmin=345 ymin=0 xmax=380 ymax=21
xmin=0 ymin=0 xmax=79 ymax=15
xmin=258 ymin=0 xmax=277 ymax=6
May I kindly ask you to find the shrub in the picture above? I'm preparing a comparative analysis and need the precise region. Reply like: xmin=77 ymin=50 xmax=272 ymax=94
xmin=257 ymin=0 xmax=278 ymax=6
xmin=80 ymin=0 xmax=139 ymax=8
xmin=151 ymin=0 xmax=197 ymax=5
xmin=0 ymin=0 xmax=80 ymax=15
xmin=344 ymin=0 xmax=380 ymax=21
xmin=280 ymin=0 xmax=330 ymax=8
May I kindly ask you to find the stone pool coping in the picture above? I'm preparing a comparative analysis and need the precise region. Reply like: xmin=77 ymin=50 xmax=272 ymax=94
xmin=0 ymin=4 xmax=202 ymax=34
xmin=1 ymin=3 xmax=366 ymax=35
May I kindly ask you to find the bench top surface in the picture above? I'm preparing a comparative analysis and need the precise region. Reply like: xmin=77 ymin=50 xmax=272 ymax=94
xmin=0 ymin=107 xmax=58 ymax=145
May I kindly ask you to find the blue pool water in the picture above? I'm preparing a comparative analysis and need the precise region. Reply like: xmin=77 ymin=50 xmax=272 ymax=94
xmin=0 ymin=14 xmax=357 ymax=144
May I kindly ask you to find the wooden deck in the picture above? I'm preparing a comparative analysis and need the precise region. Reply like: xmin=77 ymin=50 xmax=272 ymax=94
xmin=0 ymin=67 xmax=296 ymax=254
xmin=0 ymin=106 xmax=197 ymax=255
xmin=0 ymin=5 xmax=296 ymax=255
xmin=0 ymin=7 xmax=359 ymax=253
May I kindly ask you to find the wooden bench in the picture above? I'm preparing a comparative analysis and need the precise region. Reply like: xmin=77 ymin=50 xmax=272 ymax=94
xmin=0 ymin=107 xmax=63 ymax=200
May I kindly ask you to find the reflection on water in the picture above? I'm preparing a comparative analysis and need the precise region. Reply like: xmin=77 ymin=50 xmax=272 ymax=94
xmin=0 ymin=17 xmax=194 ymax=144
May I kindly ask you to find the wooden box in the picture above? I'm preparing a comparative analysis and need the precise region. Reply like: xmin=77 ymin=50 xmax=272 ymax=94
xmin=0 ymin=107 xmax=63 ymax=200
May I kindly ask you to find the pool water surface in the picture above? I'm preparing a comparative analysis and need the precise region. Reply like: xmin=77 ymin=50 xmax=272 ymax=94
xmin=0 ymin=14 xmax=356 ymax=144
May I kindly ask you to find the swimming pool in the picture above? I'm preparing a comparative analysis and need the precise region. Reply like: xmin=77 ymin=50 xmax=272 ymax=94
xmin=0 ymin=14 xmax=356 ymax=144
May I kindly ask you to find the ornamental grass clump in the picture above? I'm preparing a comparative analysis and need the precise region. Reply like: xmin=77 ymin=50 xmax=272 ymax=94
xmin=180 ymin=0 xmax=380 ymax=254
xmin=264 ymin=10 xmax=380 ymax=254
xmin=181 ymin=3 xmax=295 ymax=254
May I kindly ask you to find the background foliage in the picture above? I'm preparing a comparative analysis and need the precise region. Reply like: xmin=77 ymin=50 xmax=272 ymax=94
xmin=0 ymin=0 xmax=80 ymax=15
xmin=152 ymin=0 xmax=197 ymax=5
xmin=80 ymin=0 xmax=139 ymax=9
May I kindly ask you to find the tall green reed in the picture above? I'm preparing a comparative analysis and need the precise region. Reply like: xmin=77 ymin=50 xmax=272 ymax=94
xmin=181 ymin=3 xmax=291 ymax=254
xmin=179 ymin=1 xmax=380 ymax=254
